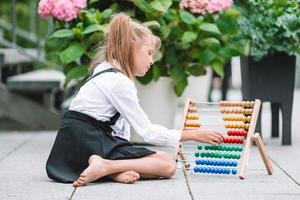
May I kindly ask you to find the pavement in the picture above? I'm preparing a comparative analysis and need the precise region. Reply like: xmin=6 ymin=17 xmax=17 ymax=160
xmin=1 ymin=89 xmax=300 ymax=200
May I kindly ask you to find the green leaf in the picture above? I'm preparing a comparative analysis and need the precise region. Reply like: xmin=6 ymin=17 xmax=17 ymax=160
xmin=219 ymin=47 xmax=240 ymax=59
xmin=169 ymin=65 xmax=188 ymax=96
xmin=160 ymin=26 xmax=171 ymax=39
xmin=132 ymin=0 xmax=156 ymax=14
xmin=50 ymin=29 xmax=74 ymax=39
xmin=150 ymin=0 xmax=172 ymax=13
xmin=152 ymin=65 xmax=161 ymax=81
xmin=179 ymin=10 xmax=196 ymax=24
xmin=199 ymin=23 xmax=222 ymax=35
xmin=89 ymin=0 xmax=99 ymax=5
xmin=142 ymin=20 xmax=160 ymax=28
xmin=81 ymin=24 xmax=107 ymax=35
xmin=187 ymin=64 xmax=206 ymax=76
xmin=65 ymin=66 xmax=88 ymax=86
xmin=198 ymin=49 xmax=216 ymax=64
xmin=199 ymin=37 xmax=221 ymax=47
xmin=181 ymin=31 xmax=198 ymax=44
xmin=60 ymin=44 xmax=85 ymax=64
xmin=211 ymin=60 xmax=224 ymax=77
xmin=102 ymin=8 xmax=113 ymax=19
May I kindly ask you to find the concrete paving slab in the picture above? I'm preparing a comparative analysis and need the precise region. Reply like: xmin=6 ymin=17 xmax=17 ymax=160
xmin=0 ymin=132 xmax=34 ymax=161
xmin=0 ymin=131 xmax=72 ymax=200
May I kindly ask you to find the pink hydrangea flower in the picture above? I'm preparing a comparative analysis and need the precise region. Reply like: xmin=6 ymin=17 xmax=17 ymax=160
xmin=180 ymin=0 xmax=232 ymax=15
xmin=38 ymin=0 xmax=55 ymax=19
xmin=51 ymin=0 xmax=78 ymax=22
xmin=37 ymin=0 xmax=87 ymax=22
xmin=71 ymin=0 xmax=87 ymax=10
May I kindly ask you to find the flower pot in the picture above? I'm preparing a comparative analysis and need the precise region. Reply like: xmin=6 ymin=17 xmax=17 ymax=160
xmin=177 ymin=68 xmax=212 ymax=105
xmin=132 ymin=77 xmax=177 ymax=144
xmin=240 ymin=53 xmax=296 ymax=145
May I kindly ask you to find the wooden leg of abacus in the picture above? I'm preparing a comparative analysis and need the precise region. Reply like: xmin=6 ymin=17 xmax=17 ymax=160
xmin=174 ymin=144 xmax=190 ymax=169
xmin=252 ymin=133 xmax=273 ymax=175
xmin=239 ymin=99 xmax=261 ymax=179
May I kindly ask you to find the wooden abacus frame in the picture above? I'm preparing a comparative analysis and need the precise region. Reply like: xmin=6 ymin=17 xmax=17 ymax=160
xmin=175 ymin=98 xmax=273 ymax=179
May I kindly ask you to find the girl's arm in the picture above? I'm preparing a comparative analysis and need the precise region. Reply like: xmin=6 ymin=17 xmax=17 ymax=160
xmin=180 ymin=129 xmax=223 ymax=145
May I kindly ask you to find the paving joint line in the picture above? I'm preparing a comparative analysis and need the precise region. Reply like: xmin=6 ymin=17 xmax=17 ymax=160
xmin=0 ymin=134 xmax=36 ymax=163
xmin=181 ymin=163 xmax=195 ymax=200
xmin=270 ymin=158 xmax=300 ymax=187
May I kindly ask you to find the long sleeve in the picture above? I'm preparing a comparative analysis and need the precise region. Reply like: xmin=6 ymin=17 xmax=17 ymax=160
xmin=96 ymin=76 xmax=181 ymax=147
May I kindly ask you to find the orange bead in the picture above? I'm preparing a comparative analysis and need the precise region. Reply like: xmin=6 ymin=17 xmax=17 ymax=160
xmin=247 ymin=116 xmax=251 ymax=122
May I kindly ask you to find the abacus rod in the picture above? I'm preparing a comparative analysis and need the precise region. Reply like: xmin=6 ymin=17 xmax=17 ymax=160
xmin=177 ymin=159 xmax=195 ymax=162
xmin=192 ymin=101 xmax=220 ymax=105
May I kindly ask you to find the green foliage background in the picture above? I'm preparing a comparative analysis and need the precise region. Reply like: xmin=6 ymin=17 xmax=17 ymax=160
xmin=45 ymin=0 xmax=245 ymax=96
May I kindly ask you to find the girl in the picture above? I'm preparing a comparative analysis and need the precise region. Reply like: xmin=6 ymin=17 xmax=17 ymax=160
xmin=46 ymin=13 xmax=223 ymax=187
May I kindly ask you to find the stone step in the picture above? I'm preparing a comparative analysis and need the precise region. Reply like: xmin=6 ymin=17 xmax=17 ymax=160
xmin=0 ymin=83 xmax=61 ymax=130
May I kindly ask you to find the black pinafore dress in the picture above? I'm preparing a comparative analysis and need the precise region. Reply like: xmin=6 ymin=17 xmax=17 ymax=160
xmin=46 ymin=68 xmax=155 ymax=183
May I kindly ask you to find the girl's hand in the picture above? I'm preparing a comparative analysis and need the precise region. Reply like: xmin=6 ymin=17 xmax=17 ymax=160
xmin=180 ymin=129 xmax=224 ymax=145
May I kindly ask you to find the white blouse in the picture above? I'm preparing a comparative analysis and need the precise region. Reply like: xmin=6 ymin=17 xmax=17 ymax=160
xmin=69 ymin=61 xmax=181 ymax=147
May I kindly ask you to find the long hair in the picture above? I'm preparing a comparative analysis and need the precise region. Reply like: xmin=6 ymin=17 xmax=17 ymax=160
xmin=89 ymin=13 xmax=161 ymax=79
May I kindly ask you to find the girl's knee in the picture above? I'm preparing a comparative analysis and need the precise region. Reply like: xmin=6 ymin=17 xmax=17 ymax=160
xmin=163 ymin=160 xmax=177 ymax=178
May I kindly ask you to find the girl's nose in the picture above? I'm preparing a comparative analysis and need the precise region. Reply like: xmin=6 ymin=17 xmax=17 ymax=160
xmin=150 ymin=58 xmax=154 ymax=65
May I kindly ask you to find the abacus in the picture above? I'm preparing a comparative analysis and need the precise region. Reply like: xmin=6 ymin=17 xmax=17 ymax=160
xmin=175 ymin=99 xmax=273 ymax=179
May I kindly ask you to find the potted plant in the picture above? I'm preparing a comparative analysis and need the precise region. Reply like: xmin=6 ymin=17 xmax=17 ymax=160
xmin=235 ymin=0 xmax=300 ymax=145
xmin=38 ymin=0 xmax=244 ymax=128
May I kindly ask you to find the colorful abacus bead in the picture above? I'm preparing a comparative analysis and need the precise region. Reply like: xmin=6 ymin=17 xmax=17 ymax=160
xmin=186 ymin=114 xmax=200 ymax=120
xmin=188 ymin=107 xmax=197 ymax=112
xmin=223 ymin=137 xmax=244 ymax=144
xmin=231 ymin=168 xmax=237 ymax=175
xmin=227 ymin=130 xmax=247 ymax=137
xmin=185 ymin=121 xmax=201 ymax=127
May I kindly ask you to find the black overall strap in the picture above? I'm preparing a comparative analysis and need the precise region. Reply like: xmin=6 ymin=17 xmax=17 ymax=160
xmin=82 ymin=67 xmax=121 ymax=128
xmin=86 ymin=68 xmax=116 ymax=82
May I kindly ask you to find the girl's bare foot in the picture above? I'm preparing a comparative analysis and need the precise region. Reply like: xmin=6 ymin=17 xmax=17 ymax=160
xmin=109 ymin=171 xmax=140 ymax=184
xmin=73 ymin=155 xmax=110 ymax=187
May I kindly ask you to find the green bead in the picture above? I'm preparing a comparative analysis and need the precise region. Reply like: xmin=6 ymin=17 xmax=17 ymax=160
xmin=198 ymin=145 xmax=203 ymax=150
xmin=239 ymin=147 xmax=243 ymax=151
xmin=236 ymin=154 xmax=241 ymax=159
xmin=233 ymin=146 xmax=238 ymax=151
xmin=204 ymin=145 xmax=209 ymax=150
xmin=194 ymin=152 xmax=200 ymax=157
xmin=219 ymin=145 xmax=224 ymax=151
xmin=200 ymin=152 xmax=205 ymax=157
xmin=223 ymin=154 xmax=228 ymax=159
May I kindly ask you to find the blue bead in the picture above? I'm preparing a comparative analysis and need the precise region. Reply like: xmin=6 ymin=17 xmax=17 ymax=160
xmin=224 ymin=161 xmax=229 ymax=166
xmin=204 ymin=167 xmax=209 ymax=173
xmin=194 ymin=167 xmax=198 ymax=173
xmin=207 ymin=168 xmax=212 ymax=173
xmin=225 ymin=169 xmax=230 ymax=174
xmin=221 ymin=168 xmax=226 ymax=174
xmin=195 ymin=160 xmax=200 ymax=165
xmin=231 ymin=169 xmax=237 ymax=175
xmin=233 ymin=161 xmax=238 ymax=167
xmin=219 ymin=161 xmax=224 ymax=166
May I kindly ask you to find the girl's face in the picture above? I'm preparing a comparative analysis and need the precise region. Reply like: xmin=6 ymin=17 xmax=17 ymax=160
xmin=133 ymin=39 xmax=155 ymax=77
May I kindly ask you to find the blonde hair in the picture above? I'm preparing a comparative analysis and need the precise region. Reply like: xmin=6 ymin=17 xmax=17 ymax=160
xmin=89 ymin=13 xmax=161 ymax=79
